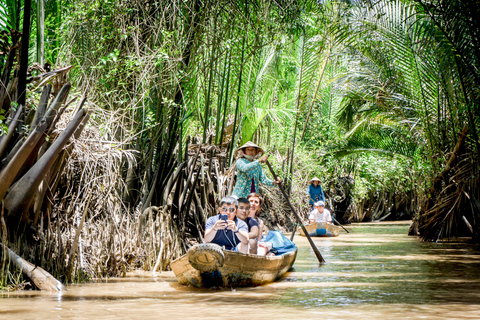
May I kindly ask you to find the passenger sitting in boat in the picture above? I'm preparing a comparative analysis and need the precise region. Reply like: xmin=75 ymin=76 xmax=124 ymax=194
xmin=235 ymin=197 xmax=260 ymax=254
xmin=308 ymin=201 xmax=332 ymax=224
xmin=248 ymin=192 xmax=265 ymax=242
xmin=205 ymin=196 xmax=249 ymax=253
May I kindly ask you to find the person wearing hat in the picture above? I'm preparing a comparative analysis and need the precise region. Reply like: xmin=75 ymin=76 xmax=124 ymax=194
xmin=308 ymin=201 xmax=332 ymax=224
xmin=231 ymin=141 xmax=280 ymax=199
xmin=307 ymin=177 xmax=325 ymax=211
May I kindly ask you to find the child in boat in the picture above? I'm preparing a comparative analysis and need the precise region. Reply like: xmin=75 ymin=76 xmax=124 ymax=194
xmin=235 ymin=197 xmax=259 ymax=254
xmin=309 ymin=201 xmax=332 ymax=224
xmin=204 ymin=196 xmax=249 ymax=253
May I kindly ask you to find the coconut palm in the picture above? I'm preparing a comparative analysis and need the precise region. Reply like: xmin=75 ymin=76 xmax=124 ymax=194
xmin=321 ymin=0 xmax=479 ymax=239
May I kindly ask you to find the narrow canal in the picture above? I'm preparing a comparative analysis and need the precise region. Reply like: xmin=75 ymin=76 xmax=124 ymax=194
xmin=1 ymin=221 xmax=479 ymax=319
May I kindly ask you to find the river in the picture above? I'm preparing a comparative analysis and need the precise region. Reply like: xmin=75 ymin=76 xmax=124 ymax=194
xmin=1 ymin=221 xmax=479 ymax=319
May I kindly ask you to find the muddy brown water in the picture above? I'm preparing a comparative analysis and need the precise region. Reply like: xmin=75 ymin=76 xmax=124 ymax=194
xmin=1 ymin=221 xmax=480 ymax=319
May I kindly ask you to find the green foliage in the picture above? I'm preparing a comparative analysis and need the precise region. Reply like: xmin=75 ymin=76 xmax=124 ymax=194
xmin=0 ymin=110 xmax=6 ymax=135
xmin=0 ymin=0 xmax=18 ymax=30
xmin=37 ymin=0 xmax=479 ymax=223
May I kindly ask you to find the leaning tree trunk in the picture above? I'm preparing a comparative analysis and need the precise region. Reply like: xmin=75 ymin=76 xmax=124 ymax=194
xmin=0 ymin=121 xmax=48 ymax=203
xmin=4 ymin=108 xmax=90 ymax=220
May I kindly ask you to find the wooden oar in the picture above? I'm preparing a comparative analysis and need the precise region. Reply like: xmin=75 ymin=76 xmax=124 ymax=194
xmin=265 ymin=161 xmax=325 ymax=264
xmin=334 ymin=217 xmax=350 ymax=233
xmin=289 ymin=224 xmax=297 ymax=241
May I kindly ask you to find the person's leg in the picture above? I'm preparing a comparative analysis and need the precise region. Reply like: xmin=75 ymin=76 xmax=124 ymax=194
xmin=249 ymin=239 xmax=257 ymax=254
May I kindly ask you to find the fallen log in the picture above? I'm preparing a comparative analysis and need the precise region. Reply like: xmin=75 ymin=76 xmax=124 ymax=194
xmin=1 ymin=243 xmax=65 ymax=291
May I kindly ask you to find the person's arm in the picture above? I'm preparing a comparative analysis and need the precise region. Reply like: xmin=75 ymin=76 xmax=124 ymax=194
xmin=205 ymin=219 xmax=226 ymax=243
xmin=325 ymin=210 xmax=332 ymax=224
xmin=257 ymin=156 xmax=274 ymax=187
xmin=258 ymin=219 xmax=264 ymax=241
xmin=249 ymin=225 xmax=259 ymax=240
xmin=259 ymin=167 xmax=274 ymax=187
xmin=226 ymin=220 xmax=248 ymax=244
xmin=236 ymin=230 xmax=249 ymax=244
xmin=236 ymin=158 xmax=261 ymax=173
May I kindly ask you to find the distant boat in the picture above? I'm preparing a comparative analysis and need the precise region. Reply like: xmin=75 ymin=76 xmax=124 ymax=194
xmin=170 ymin=243 xmax=297 ymax=288
xmin=298 ymin=222 xmax=340 ymax=237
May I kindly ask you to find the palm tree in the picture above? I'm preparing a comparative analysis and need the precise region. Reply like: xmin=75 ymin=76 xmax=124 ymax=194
xmin=321 ymin=0 xmax=479 ymax=238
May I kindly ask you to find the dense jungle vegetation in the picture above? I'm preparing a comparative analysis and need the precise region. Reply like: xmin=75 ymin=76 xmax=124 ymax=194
xmin=0 ymin=0 xmax=479 ymax=289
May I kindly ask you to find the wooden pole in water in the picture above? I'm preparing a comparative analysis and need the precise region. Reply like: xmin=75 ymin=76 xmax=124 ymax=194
xmin=334 ymin=218 xmax=350 ymax=233
xmin=266 ymin=161 xmax=325 ymax=264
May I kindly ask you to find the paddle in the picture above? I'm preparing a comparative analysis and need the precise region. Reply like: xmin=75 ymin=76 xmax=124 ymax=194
xmin=289 ymin=223 xmax=297 ymax=241
xmin=265 ymin=160 xmax=325 ymax=264
xmin=334 ymin=217 xmax=350 ymax=233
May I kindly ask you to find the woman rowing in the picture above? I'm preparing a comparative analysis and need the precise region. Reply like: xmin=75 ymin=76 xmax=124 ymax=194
xmin=231 ymin=141 xmax=280 ymax=199
xmin=307 ymin=177 xmax=324 ymax=211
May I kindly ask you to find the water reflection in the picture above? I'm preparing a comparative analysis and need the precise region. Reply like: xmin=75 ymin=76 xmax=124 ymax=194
xmin=280 ymin=222 xmax=480 ymax=309
xmin=1 ymin=222 xmax=479 ymax=320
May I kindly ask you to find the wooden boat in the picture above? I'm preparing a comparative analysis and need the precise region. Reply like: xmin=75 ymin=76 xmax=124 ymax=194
xmin=298 ymin=222 xmax=339 ymax=237
xmin=170 ymin=243 xmax=297 ymax=288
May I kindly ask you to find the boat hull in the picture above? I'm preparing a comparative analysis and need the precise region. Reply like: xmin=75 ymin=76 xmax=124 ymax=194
xmin=298 ymin=222 xmax=339 ymax=237
xmin=170 ymin=245 xmax=297 ymax=288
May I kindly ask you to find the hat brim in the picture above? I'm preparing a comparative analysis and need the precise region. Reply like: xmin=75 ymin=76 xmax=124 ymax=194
xmin=235 ymin=141 xmax=264 ymax=157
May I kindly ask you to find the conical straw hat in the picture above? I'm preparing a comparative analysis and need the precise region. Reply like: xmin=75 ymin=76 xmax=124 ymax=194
xmin=310 ymin=177 xmax=321 ymax=183
xmin=235 ymin=141 xmax=264 ymax=157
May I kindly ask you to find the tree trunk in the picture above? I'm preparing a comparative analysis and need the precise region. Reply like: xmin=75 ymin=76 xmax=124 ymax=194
xmin=32 ymin=84 xmax=52 ymax=127
xmin=4 ymin=109 xmax=89 ymax=218
xmin=0 ymin=120 xmax=47 ymax=203
xmin=0 ymin=104 xmax=23 ymax=159
xmin=36 ymin=0 xmax=45 ymax=66
xmin=16 ymin=0 xmax=32 ymax=107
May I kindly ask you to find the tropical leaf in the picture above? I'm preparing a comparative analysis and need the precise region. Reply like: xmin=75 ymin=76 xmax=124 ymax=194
xmin=0 ymin=0 xmax=17 ymax=31
xmin=326 ymin=119 xmax=419 ymax=159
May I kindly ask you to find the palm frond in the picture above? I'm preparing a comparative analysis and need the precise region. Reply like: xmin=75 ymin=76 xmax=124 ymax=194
xmin=326 ymin=119 xmax=419 ymax=159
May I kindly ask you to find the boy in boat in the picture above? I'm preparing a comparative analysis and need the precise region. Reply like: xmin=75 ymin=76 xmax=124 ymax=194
xmin=235 ymin=197 xmax=260 ymax=254
xmin=308 ymin=201 xmax=333 ymax=224
xmin=205 ymin=196 xmax=249 ymax=253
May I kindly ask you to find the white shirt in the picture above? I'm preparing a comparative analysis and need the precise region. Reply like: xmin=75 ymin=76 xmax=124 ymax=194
xmin=309 ymin=208 xmax=332 ymax=223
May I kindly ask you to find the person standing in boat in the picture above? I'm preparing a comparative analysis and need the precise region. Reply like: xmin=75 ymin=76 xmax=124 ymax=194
xmin=235 ymin=197 xmax=260 ymax=254
xmin=248 ymin=192 xmax=265 ymax=242
xmin=308 ymin=201 xmax=332 ymax=224
xmin=232 ymin=141 xmax=281 ymax=199
xmin=205 ymin=196 xmax=249 ymax=253
xmin=307 ymin=177 xmax=325 ymax=211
